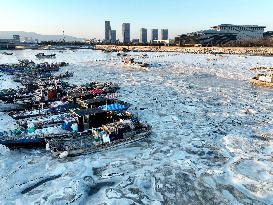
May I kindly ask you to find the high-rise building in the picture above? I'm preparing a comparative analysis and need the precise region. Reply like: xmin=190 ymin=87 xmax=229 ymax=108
xmin=140 ymin=28 xmax=147 ymax=43
xmin=105 ymin=21 xmax=111 ymax=42
xmin=161 ymin=29 xmax=169 ymax=40
xmin=110 ymin=30 xmax=117 ymax=43
xmin=122 ymin=23 xmax=130 ymax=43
xmin=151 ymin=29 xmax=159 ymax=42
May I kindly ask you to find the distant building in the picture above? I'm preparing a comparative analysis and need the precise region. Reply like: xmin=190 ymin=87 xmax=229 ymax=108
xmin=161 ymin=29 xmax=168 ymax=40
xmin=175 ymin=33 xmax=200 ymax=46
xmin=193 ymin=24 xmax=266 ymax=46
xmin=110 ymin=30 xmax=117 ymax=43
xmin=13 ymin=35 xmax=20 ymax=43
xmin=151 ymin=29 xmax=159 ymax=42
xmin=210 ymin=24 xmax=266 ymax=41
xmin=122 ymin=23 xmax=130 ymax=43
xmin=0 ymin=35 xmax=20 ymax=49
xmin=153 ymin=40 xmax=173 ymax=45
xmin=264 ymin=31 xmax=273 ymax=39
xmin=140 ymin=28 xmax=147 ymax=44
xmin=199 ymin=30 xmax=237 ymax=46
xmin=0 ymin=39 xmax=15 ymax=49
xmin=105 ymin=21 xmax=111 ymax=42
xmin=23 ymin=37 xmax=35 ymax=43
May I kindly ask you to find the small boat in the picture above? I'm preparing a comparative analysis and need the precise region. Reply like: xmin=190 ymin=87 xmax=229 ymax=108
xmin=35 ymin=53 xmax=56 ymax=59
xmin=122 ymin=57 xmax=150 ymax=69
xmin=0 ymin=131 xmax=72 ymax=149
xmin=141 ymin=54 xmax=148 ymax=58
xmin=250 ymin=67 xmax=273 ymax=87
xmin=55 ymin=71 xmax=73 ymax=79
xmin=117 ymin=52 xmax=127 ymax=57
xmin=2 ymin=52 xmax=13 ymax=55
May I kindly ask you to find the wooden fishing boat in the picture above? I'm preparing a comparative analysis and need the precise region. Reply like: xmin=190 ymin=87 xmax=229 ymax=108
xmin=47 ymin=121 xmax=151 ymax=157
xmin=35 ymin=53 xmax=56 ymax=59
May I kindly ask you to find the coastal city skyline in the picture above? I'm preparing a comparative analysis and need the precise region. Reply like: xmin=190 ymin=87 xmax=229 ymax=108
xmin=1 ymin=0 xmax=273 ymax=40
xmin=104 ymin=21 xmax=169 ymax=43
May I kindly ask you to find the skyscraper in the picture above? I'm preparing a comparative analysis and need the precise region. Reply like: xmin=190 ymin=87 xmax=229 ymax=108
xmin=105 ymin=21 xmax=111 ymax=42
xmin=122 ymin=23 xmax=130 ymax=43
xmin=140 ymin=28 xmax=148 ymax=44
xmin=151 ymin=29 xmax=159 ymax=42
xmin=161 ymin=29 xmax=169 ymax=40
xmin=110 ymin=30 xmax=117 ymax=43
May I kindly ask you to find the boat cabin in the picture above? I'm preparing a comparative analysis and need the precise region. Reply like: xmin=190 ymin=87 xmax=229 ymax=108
xmin=79 ymin=98 xmax=128 ymax=109
xmin=72 ymin=108 xmax=109 ymax=132
xmin=68 ymin=91 xmax=93 ymax=105
xmin=71 ymin=102 xmax=131 ymax=132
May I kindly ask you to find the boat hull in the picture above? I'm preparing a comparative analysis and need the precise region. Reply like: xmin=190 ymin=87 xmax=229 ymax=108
xmin=50 ymin=130 xmax=151 ymax=157
xmin=0 ymin=138 xmax=46 ymax=148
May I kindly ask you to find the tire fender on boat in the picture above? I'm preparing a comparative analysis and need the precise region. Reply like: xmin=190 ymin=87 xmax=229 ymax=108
xmin=46 ymin=143 xmax=50 ymax=151
xmin=59 ymin=151 xmax=68 ymax=158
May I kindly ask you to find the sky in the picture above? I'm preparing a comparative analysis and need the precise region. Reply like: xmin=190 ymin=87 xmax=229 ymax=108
xmin=0 ymin=0 xmax=273 ymax=40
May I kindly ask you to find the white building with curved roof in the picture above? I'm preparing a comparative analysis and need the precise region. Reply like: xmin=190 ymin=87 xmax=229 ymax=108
xmin=212 ymin=24 xmax=266 ymax=41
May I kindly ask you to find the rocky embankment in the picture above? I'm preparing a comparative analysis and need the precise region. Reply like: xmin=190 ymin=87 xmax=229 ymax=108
xmin=96 ymin=45 xmax=273 ymax=56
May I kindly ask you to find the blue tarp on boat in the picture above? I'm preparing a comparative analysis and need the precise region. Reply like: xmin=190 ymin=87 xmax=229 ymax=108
xmin=99 ymin=103 xmax=129 ymax=111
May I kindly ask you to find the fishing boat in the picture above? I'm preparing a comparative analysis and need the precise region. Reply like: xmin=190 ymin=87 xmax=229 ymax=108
xmin=2 ymin=52 xmax=13 ymax=55
xmin=47 ymin=119 xmax=151 ymax=157
xmin=0 ymin=130 xmax=74 ymax=148
xmin=122 ymin=57 xmax=150 ymax=69
xmin=9 ymin=102 xmax=77 ymax=120
xmin=55 ymin=71 xmax=73 ymax=79
xmin=0 ymin=115 xmax=76 ymax=148
xmin=35 ymin=53 xmax=56 ymax=59
xmin=117 ymin=52 xmax=127 ymax=57
xmin=0 ymin=136 xmax=46 ymax=148
xmin=250 ymin=67 xmax=273 ymax=87
xmin=0 ymin=60 xmax=68 ymax=76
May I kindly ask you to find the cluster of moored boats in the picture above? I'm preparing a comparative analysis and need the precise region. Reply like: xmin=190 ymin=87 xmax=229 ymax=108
xmin=0 ymin=58 xmax=151 ymax=157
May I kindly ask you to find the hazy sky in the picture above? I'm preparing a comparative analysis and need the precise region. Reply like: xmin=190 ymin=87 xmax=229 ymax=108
xmin=1 ymin=0 xmax=273 ymax=40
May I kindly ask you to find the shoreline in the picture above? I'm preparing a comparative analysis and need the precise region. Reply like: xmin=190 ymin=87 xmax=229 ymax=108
xmin=96 ymin=45 xmax=273 ymax=56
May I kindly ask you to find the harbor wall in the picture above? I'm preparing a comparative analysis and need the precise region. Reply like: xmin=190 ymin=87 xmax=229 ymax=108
xmin=95 ymin=45 xmax=273 ymax=56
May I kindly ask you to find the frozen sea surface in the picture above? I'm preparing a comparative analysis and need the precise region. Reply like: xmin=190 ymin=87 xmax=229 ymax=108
xmin=0 ymin=50 xmax=273 ymax=204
